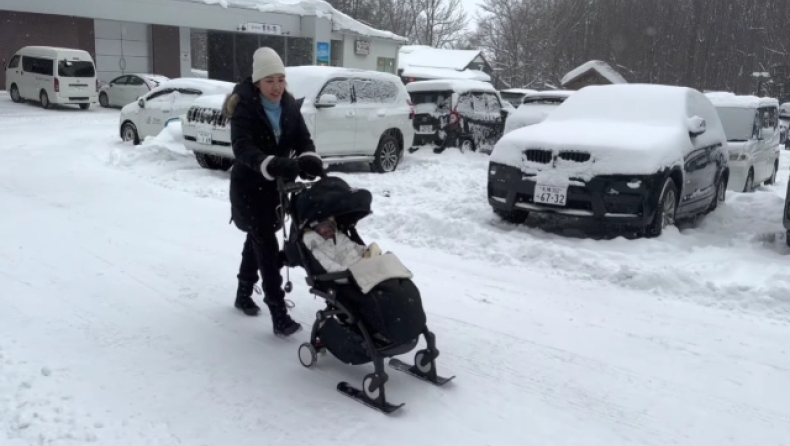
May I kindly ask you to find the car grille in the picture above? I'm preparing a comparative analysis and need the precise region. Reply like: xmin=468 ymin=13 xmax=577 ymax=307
xmin=187 ymin=106 xmax=227 ymax=127
xmin=524 ymin=149 xmax=591 ymax=164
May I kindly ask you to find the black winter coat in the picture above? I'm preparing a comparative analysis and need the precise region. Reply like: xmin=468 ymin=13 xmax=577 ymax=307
xmin=222 ymin=77 xmax=317 ymax=237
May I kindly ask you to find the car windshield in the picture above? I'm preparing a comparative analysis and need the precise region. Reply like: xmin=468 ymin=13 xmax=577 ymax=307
xmin=58 ymin=60 xmax=95 ymax=77
xmin=500 ymin=92 xmax=525 ymax=105
xmin=715 ymin=107 xmax=755 ymax=141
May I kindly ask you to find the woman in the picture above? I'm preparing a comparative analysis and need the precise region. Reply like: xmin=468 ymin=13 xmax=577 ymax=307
xmin=222 ymin=47 xmax=324 ymax=336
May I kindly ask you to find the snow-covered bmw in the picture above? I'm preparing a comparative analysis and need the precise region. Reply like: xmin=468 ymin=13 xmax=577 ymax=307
xmin=119 ymin=78 xmax=234 ymax=145
xmin=487 ymin=84 xmax=730 ymax=237
xmin=180 ymin=66 xmax=415 ymax=173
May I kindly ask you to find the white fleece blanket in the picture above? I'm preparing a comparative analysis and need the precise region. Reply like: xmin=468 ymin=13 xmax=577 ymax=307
xmin=348 ymin=253 xmax=413 ymax=294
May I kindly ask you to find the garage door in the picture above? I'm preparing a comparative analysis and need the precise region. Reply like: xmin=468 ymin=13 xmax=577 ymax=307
xmin=94 ymin=20 xmax=151 ymax=84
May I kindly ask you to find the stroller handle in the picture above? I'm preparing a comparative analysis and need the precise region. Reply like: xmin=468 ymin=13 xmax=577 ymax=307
xmin=277 ymin=171 xmax=326 ymax=195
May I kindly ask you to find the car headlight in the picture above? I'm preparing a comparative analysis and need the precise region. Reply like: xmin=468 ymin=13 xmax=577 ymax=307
xmin=729 ymin=152 xmax=748 ymax=161
xmin=489 ymin=164 xmax=498 ymax=176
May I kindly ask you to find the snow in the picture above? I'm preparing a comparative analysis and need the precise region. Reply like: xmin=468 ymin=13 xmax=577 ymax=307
xmin=191 ymin=0 xmax=407 ymax=41
xmin=503 ymin=103 xmax=563 ymax=134
xmin=493 ymin=84 xmax=727 ymax=177
xmin=190 ymin=69 xmax=208 ymax=79
xmin=401 ymin=66 xmax=491 ymax=82
xmin=2 ymin=92 xmax=790 ymax=445
xmin=152 ymin=78 xmax=235 ymax=96
xmin=191 ymin=93 xmax=228 ymax=110
xmin=406 ymin=79 xmax=497 ymax=94
xmin=561 ymin=60 xmax=628 ymax=86
xmin=500 ymin=88 xmax=538 ymax=95
xmin=706 ymin=91 xmax=779 ymax=109
xmin=398 ymin=45 xmax=482 ymax=71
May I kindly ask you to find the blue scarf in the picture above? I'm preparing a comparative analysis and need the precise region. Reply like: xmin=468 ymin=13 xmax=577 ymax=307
xmin=260 ymin=95 xmax=282 ymax=143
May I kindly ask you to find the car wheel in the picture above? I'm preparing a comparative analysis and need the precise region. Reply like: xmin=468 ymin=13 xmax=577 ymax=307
xmin=9 ymin=84 xmax=23 ymax=103
xmin=121 ymin=121 xmax=140 ymax=145
xmin=99 ymin=93 xmax=109 ymax=108
xmin=494 ymin=208 xmax=529 ymax=224
xmin=743 ymin=168 xmax=754 ymax=192
xmin=40 ymin=90 xmax=53 ymax=109
xmin=645 ymin=177 xmax=677 ymax=238
xmin=765 ymin=161 xmax=778 ymax=185
xmin=708 ymin=175 xmax=727 ymax=212
xmin=194 ymin=152 xmax=233 ymax=171
xmin=371 ymin=133 xmax=400 ymax=173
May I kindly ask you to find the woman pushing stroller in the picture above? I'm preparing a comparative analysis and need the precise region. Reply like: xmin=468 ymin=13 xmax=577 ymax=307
xmin=223 ymin=47 xmax=323 ymax=336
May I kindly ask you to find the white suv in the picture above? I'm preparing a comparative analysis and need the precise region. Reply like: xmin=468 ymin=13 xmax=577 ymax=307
xmin=181 ymin=66 xmax=415 ymax=173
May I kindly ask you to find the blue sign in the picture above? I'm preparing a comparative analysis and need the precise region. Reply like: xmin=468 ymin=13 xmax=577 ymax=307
xmin=316 ymin=41 xmax=330 ymax=66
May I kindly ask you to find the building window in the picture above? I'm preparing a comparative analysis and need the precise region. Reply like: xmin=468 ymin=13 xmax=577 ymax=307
xmin=330 ymin=40 xmax=343 ymax=67
xmin=287 ymin=38 xmax=314 ymax=66
xmin=377 ymin=57 xmax=395 ymax=74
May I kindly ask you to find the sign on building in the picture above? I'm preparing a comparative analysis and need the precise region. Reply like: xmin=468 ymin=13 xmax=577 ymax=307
xmin=316 ymin=42 xmax=330 ymax=66
xmin=355 ymin=39 xmax=370 ymax=56
xmin=237 ymin=22 xmax=285 ymax=36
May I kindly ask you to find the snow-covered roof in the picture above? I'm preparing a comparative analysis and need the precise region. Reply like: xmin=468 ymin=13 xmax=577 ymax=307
xmin=157 ymin=78 xmax=236 ymax=95
xmin=398 ymin=45 xmax=483 ymax=71
xmin=401 ymin=66 xmax=491 ymax=82
xmin=560 ymin=60 xmax=627 ymax=86
xmin=406 ymin=79 xmax=497 ymax=94
xmin=705 ymin=92 xmax=779 ymax=109
xmin=190 ymin=0 xmax=406 ymax=41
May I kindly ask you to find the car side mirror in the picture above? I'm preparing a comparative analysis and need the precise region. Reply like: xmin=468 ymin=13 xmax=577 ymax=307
xmin=315 ymin=94 xmax=338 ymax=109
xmin=687 ymin=116 xmax=706 ymax=137
xmin=137 ymin=98 xmax=145 ymax=108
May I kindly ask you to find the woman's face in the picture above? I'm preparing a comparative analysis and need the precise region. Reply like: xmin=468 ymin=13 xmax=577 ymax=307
xmin=257 ymin=74 xmax=286 ymax=102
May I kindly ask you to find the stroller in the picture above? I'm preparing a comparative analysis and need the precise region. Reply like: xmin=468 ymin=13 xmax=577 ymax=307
xmin=276 ymin=175 xmax=454 ymax=414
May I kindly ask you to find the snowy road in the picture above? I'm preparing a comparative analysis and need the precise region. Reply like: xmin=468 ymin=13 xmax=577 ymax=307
xmin=1 ymin=94 xmax=789 ymax=445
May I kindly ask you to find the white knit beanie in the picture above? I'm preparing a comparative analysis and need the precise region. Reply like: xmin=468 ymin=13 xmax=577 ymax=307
xmin=251 ymin=47 xmax=286 ymax=83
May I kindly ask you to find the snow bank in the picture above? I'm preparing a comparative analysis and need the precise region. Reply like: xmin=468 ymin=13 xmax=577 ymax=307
xmin=191 ymin=0 xmax=407 ymax=41
xmin=561 ymin=60 xmax=627 ymax=86
xmin=705 ymin=92 xmax=779 ymax=109
xmin=110 ymin=122 xmax=190 ymax=170
xmin=406 ymin=79 xmax=496 ymax=94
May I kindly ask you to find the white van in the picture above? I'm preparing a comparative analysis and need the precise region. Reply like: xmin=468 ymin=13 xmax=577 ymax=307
xmin=5 ymin=46 xmax=98 ymax=110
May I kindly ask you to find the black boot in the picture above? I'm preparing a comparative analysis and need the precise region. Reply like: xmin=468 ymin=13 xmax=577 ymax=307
xmin=263 ymin=293 xmax=301 ymax=336
xmin=234 ymin=280 xmax=261 ymax=316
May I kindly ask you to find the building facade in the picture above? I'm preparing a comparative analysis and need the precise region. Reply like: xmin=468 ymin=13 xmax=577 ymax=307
xmin=0 ymin=0 xmax=405 ymax=87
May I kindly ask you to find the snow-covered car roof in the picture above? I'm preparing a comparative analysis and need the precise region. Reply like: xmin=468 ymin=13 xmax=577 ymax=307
xmin=285 ymin=66 xmax=403 ymax=104
xmin=139 ymin=74 xmax=170 ymax=85
xmin=152 ymin=78 xmax=236 ymax=96
xmin=500 ymin=88 xmax=538 ymax=95
xmin=406 ymin=80 xmax=496 ymax=94
xmin=523 ymin=90 xmax=575 ymax=100
xmin=705 ymin=92 xmax=779 ymax=109
xmin=491 ymin=84 xmax=727 ymax=177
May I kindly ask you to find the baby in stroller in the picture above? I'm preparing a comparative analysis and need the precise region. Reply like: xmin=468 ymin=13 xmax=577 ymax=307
xmin=277 ymin=175 xmax=454 ymax=413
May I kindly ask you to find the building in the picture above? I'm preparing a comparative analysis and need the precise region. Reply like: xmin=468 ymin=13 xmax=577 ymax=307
xmin=397 ymin=45 xmax=493 ymax=85
xmin=0 ymin=0 xmax=407 ymax=87
xmin=560 ymin=60 xmax=627 ymax=90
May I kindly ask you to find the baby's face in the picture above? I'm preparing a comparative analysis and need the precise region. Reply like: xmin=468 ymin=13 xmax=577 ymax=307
xmin=315 ymin=222 xmax=335 ymax=240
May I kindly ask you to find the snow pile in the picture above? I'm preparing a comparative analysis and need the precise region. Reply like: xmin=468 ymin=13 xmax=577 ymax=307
xmin=110 ymin=122 xmax=190 ymax=170
xmin=561 ymin=60 xmax=627 ymax=86
xmin=406 ymin=79 xmax=497 ymax=94
xmin=398 ymin=45 xmax=490 ymax=82
xmin=492 ymin=84 xmax=727 ymax=177
xmin=192 ymin=0 xmax=407 ymax=41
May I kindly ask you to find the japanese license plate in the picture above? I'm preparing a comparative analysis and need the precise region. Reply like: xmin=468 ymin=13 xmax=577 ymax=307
xmin=533 ymin=184 xmax=567 ymax=206
xmin=197 ymin=130 xmax=212 ymax=145
xmin=419 ymin=125 xmax=433 ymax=133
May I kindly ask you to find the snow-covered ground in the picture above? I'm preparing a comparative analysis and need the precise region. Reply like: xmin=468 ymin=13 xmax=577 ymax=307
xmin=1 ymin=93 xmax=789 ymax=445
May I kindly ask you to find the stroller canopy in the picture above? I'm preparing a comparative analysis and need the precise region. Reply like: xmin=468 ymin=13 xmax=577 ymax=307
xmin=294 ymin=176 xmax=372 ymax=228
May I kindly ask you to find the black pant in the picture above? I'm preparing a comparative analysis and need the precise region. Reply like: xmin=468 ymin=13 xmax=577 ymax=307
xmin=237 ymin=231 xmax=284 ymax=304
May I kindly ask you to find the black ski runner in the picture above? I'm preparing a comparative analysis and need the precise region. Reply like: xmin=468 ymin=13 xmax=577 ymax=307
xmin=337 ymin=382 xmax=405 ymax=414
xmin=388 ymin=358 xmax=456 ymax=386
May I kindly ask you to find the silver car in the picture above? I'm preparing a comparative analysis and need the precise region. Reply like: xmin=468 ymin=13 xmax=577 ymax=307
xmin=99 ymin=73 xmax=169 ymax=108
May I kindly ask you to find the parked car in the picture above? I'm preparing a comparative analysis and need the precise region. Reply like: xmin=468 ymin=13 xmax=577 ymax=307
xmin=498 ymin=88 xmax=538 ymax=107
xmin=99 ymin=74 xmax=169 ymax=108
xmin=5 ymin=45 xmax=98 ymax=109
xmin=706 ymin=92 xmax=780 ymax=191
xmin=118 ymin=78 xmax=234 ymax=145
xmin=488 ymin=84 xmax=729 ymax=237
xmin=407 ymin=80 xmax=507 ymax=154
xmin=503 ymin=90 xmax=574 ymax=135
xmin=779 ymin=102 xmax=790 ymax=149
xmin=180 ymin=66 xmax=415 ymax=173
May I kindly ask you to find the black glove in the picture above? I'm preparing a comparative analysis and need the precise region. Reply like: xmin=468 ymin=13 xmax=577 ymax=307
xmin=263 ymin=157 xmax=299 ymax=181
xmin=298 ymin=154 xmax=324 ymax=178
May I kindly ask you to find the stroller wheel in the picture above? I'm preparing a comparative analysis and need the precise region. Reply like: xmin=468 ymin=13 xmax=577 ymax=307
xmin=298 ymin=342 xmax=317 ymax=368
xmin=362 ymin=374 xmax=381 ymax=400
xmin=414 ymin=350 xmax=433 ymax=374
